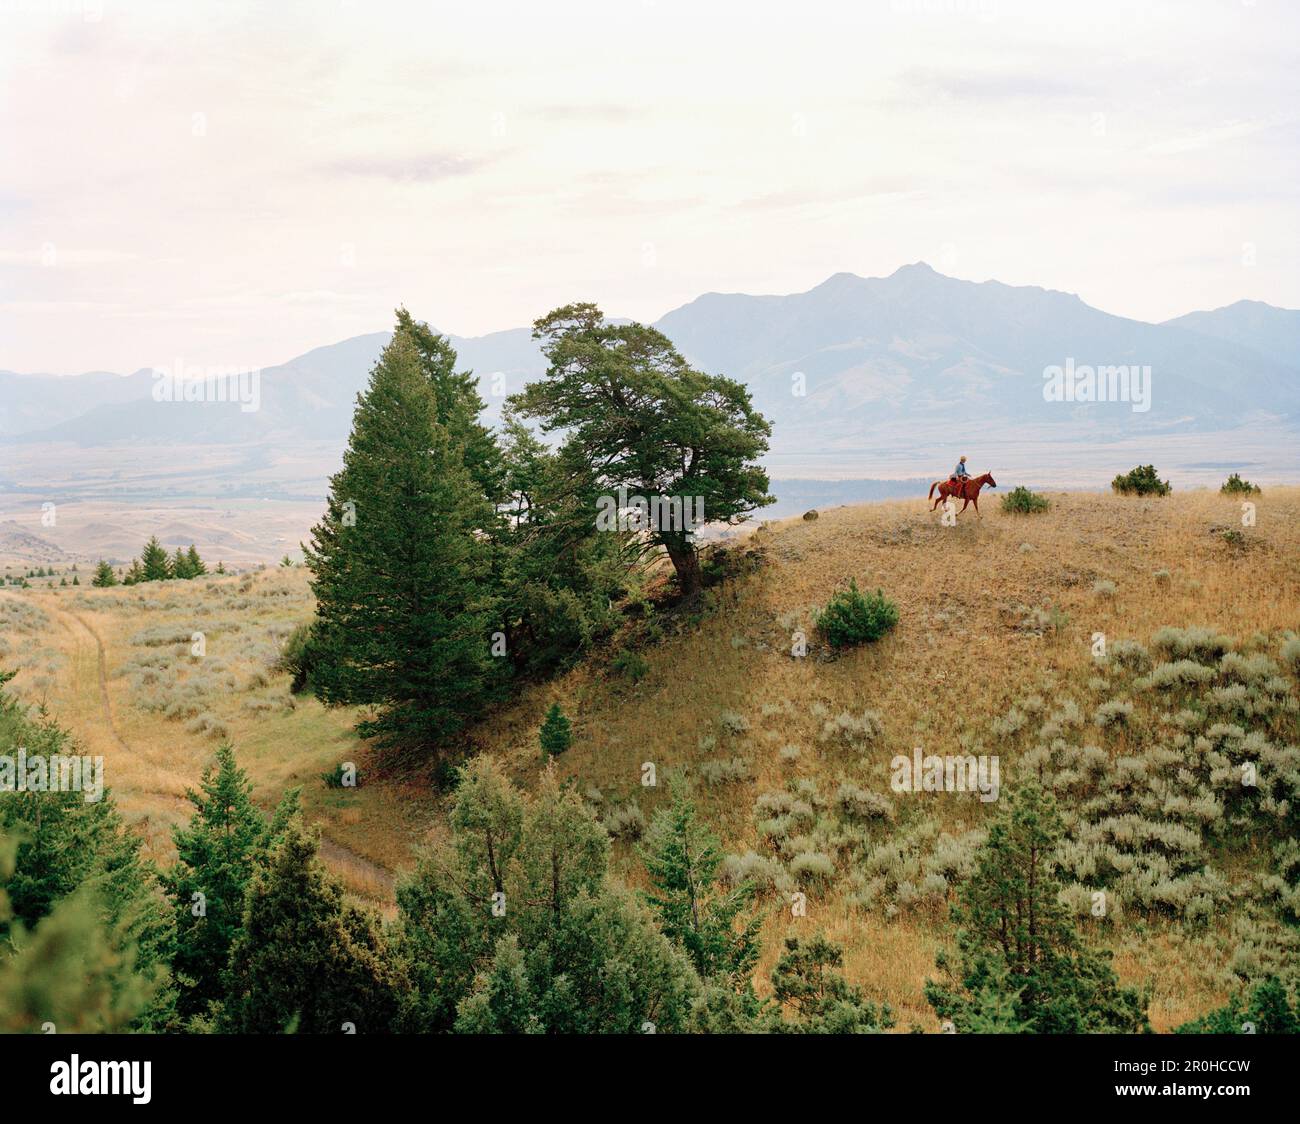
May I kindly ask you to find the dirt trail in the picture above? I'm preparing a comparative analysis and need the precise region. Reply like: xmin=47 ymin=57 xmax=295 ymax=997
xmin=317 ymin=837 xmax=396 ymax=897
xmin=59 ymin=606 xmax=132 ymax=753
xmin=14 ymin=594 xmax=397 ymax=899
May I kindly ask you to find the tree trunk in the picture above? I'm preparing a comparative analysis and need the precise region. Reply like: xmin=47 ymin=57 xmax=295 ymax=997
xmin=665 ymin=542 xmax=702 ymax=600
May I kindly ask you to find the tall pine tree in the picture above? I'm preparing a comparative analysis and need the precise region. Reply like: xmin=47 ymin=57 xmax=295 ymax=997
xmin=394 ymin=307 xmax=505 ymax=507
xmin=305 ymin=324 xmax=500 ymax=757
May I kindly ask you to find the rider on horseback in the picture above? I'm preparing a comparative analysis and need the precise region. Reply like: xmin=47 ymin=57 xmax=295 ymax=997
xmin=950 ymin=456 xmax=970 ymax=485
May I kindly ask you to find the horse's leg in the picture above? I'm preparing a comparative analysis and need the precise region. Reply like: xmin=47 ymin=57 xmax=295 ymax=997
xmin=959 ymin=498 xmax=970 ymax=515
xmin=973 ymin=494 xmax=981 ymax=518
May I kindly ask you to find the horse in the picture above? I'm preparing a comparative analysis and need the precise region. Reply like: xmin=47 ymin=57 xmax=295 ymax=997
xmin=928 ymin=472 xmax=997 ymax=517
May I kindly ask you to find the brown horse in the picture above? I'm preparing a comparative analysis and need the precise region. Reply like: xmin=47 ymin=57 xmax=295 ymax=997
xmin=928 ymin=471 xmax=997 ymax=517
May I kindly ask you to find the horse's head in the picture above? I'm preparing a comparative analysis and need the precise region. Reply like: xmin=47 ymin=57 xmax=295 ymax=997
xmin=978 ymin=472 xmax=997 ymax=488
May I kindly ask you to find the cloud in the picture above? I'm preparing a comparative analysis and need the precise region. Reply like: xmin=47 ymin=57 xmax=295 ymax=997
xmin=320 ymin=153 xmax=491 ymax=182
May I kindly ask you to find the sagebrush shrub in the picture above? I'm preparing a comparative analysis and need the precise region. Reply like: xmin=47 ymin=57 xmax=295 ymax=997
xmin=1109 ymin=639 xmax=1152 ymax=673
xmin=718 ymin=709 xmax=749 ymax=735
xmin=601 ymin=803 xmax=646 ymax=841
xmin=1151 ymin=626 xmax=1233 ymax=664
xmin=834 ymin=782 xmax=894 ymax=822
xmin=789 ymin=850 xmax=836 ymax=886
xmin=696 ymin=757 xmax=751 ymax=786
xmin=818 ymin=709 xmax=883 ymax=747
xmin=1094 ymin=700 xmax=1133 ymax=728
xmin=720 ymin=850 xmax=793 ymax=895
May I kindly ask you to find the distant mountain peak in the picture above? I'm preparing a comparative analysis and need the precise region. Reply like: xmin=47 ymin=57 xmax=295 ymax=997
xmin=890 ymin=260 xmax=939 ymax=277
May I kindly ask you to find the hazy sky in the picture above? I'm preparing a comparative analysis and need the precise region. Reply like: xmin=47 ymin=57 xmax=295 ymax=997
xmin=2 ymin=0 xmax=1297 ymax=374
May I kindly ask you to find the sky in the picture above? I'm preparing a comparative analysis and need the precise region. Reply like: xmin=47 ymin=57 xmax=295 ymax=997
xmin=1 ymin=0 xmax=1297 ymax=374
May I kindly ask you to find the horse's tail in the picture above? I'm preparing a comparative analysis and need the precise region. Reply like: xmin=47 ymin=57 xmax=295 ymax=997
xmin=928 ymin=481 xmax=938 ymax=499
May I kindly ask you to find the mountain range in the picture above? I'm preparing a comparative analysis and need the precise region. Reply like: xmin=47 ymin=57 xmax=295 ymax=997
xmin=3 ymin=264 xmax=1298 ymax=490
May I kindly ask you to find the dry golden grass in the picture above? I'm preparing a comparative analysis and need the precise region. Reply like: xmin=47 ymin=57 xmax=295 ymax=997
xmin=6 ymin=485 xmax=1298 ymax=1022
xmin=478 ymin=485 xmax=1300 ymax=1029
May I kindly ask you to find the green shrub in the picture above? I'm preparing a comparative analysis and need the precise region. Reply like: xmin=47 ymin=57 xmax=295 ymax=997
xmin=611 ymin=649 xmax=649 ymax=683
xmin=1111 ymin=465 xmax=1171 ymax=496
xmin=321 ymin=762 xmax=357 ymax=789
xmin=1000 ymin=486 xmax=1050 ymax=514
xmin=539 ymin=702 xmax=573 ymax=757
xmin=815 ymin=580 xmax=899 ymax=648
xmin=1220 ymin=473 xmax=1260 ymax=495
xmin=274 ymin=621 xmax=319 ymax=694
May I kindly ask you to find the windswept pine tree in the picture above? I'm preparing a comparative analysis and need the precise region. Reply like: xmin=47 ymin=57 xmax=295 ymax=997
xmin=305 ymin=323 xmax=500 ymax=757
xmin=509 ymin=303 xmax=773 ymax=598
xmin=185 ymin=544 xmax=206 ymax=576
xmin=495 ymin=411 xmax=632 ymax=676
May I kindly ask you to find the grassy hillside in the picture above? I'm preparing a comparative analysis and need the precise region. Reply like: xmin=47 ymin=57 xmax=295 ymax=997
xmin=3 ymin=485 xmax=1297 ymax=1031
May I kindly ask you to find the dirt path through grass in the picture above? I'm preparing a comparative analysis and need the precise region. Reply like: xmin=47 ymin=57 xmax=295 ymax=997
xmin=58 ymin=606 xmax=131 ymax=754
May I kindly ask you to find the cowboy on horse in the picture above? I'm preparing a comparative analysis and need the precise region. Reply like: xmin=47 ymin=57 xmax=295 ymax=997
xmin=928 ymin=458 xmax=997 ymax=517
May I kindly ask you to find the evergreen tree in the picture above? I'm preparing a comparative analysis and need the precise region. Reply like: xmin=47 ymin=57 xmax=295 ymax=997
xmin=165 ymin=745 xmax=268 ymax=1020
xmin=305 ymin=325 xmax=500 ymax=757
xmin=122 ymin=560 xmax=144 ymax=586
xmin=765 ymin=934 xmax=894 ymax=1033
xmin=139 ymin=536 xmax=171 ymax=582
xmin=1176 ymin=977 xmax=1299 ymax=1034
xmin=495 ymin=411 xmax=630 ymax=677
xmin=395 ymin=759 xmax=698 ymax=1033
xmin=0 ymin=831 xmax=152 ymax=1033
xmin=215 ymin=561 xmax=226 ymax=574
xmin=639 ymin=782 xmax=761 ymax=987
xmin=220 ymin=817 xmax=403 ymax=1033
xmin=171 ymin=547 xmax=192 ymax=580
xmin=185 ymin=544 xmax=206 ymax=577
xmin=924 ymin=782 xmax=1149 ymax=1033
xmin=394 ymin=307 xmax=505 ymax=505
xmin=0 ymin=683 xmax=177 ymax=1029
xmin=71 ymin=575 xmax=78 ymax=586
xmin=509 ymin=304 xmax=773 ymax=598
xmin=538 ymin=702 xmax=573 ymax=757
